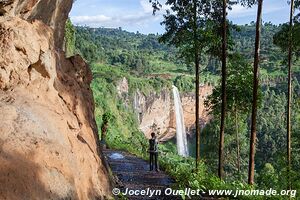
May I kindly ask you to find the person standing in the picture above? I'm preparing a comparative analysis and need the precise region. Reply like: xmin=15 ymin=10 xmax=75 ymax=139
xmin=149 ymin=132 xmax=159 ymax=171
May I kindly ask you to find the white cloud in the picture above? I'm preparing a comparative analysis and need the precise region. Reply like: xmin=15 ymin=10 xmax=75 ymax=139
xmin=140 ymin=0 xmax=171 ymax=13
xmin=71 ymin=13 xmax=161 ymax=28
xmin=70 ymin=0 xmax=290 ymax=33
xmin=229 ymin=3 xmax=285 ymax=19
xmin=140 ymin=0 xmax=153 ymax=13
xmin=70 ymin=0 xmax=164 ymax=29
xmin=71 ymin=15 xmax=112 ymax=24
xmin=228 ymin=4 xmax=256 ymax=18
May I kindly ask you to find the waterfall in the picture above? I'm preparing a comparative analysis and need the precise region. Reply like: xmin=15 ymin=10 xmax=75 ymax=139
xmin=172 ymin=85 xmax=189 ymax=157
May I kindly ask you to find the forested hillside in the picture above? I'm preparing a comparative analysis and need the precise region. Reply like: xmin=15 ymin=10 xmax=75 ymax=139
xmin=65 ymin=20 xmax=300 ymax=199
xmin=68 ymin=22 xmax=300 ymax=83
xmin=73 ymin=26 xmax=184 ymax=75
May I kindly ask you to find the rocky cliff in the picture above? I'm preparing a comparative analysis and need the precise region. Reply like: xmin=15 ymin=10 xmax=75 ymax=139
xmin=117 ymin=78 xmax=213 ymax=141
xmin=134 ymin=86 xmax=212 ymax=141
xmin=0 ymin=1 xmax=111 ymax=199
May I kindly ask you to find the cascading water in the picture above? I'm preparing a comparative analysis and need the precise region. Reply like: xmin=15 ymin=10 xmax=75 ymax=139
xmin=172 ymin=85 xmax=189 ymax=157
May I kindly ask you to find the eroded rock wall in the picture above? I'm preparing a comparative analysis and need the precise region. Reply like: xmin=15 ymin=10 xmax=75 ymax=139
xmin=0 ymin=1 xmax=111 ymax=200
xmin=134 ymin=85 xmax=212 ymax=141
xmin=0 ymin=0 xmax=72 ymax=49
xmin=117 ymin=78 xmax=213 ymax=141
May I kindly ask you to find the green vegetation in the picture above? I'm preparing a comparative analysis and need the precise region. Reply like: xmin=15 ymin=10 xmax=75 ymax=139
xmin=233 ymin=22 xmax=300 ymax=79
xmin=74 ymin=26 xmax=184 ymax=75
xmin=65 ymin=19 xmax=300 ymax=199
xmin=71 ymin=23 xmax=300 ymax=87
xmin=65 ymin=19 xmax=76 ymax=57
xmin=91 ymin=63 xmax=171 ymax=157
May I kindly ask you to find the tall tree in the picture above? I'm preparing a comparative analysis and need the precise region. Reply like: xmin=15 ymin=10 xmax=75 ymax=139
xmin=205 ymin=54 xmax=255 ymax=177
xmin=150 ymin=0 xmax=217 ymax=167
xmin=210 ymin=0 xmax=257 ymax=180
xmin=248 ymin=0 xmax=263 ymax=185
xmin=274 ymin=0 xmax=300 ymax=190
xmin=192 ymin=0 xmax=201 ymax=167
xmin=287 ymin=0 xmax=295 ymax=190
xmin=208 ymin=0 xmax=242 ymax=179
xmin=218 ymin=0 xmax=227 ymax=179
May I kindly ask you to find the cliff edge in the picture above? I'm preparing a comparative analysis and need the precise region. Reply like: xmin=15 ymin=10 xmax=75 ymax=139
xmin=0 ymin=1 xmax=111 ymax=199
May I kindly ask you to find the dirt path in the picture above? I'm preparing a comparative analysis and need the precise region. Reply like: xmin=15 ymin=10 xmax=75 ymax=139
xmin=102 ymin=149 xmax=181 ymax=200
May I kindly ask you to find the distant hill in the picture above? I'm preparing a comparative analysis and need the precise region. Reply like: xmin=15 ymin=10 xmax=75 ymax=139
xmin=72 ymin=23 xmax=300 ymax=83
xmin=74 ymin=26 xmax=181 ymax=75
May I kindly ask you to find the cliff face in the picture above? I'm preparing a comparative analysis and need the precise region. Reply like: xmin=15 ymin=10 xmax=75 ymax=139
xmin=0 ymin=1 xmax=111 ymax=200
xmin=134 ymin=86 xmax=212 ymax=141
xmin=118 ymin=79 xmax=213 ymax=141
xmin=0 ymin=0 xmax=71 ymax=49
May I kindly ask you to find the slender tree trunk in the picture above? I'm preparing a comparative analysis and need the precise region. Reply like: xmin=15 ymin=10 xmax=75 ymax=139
xmin=287 ymin=0 xmax=294 ymax=190
xmin=193 ymin=0 xmax=200 ymax=168
xmin=195 ymin=51 xmax=200 ymax=168
xmin=248 ymin=0 xmax=263 ymax=185
xmin=235 ymin=106 xmax=241 ymax=174
xmin=218 ymin=0 xmax=227 ymax=179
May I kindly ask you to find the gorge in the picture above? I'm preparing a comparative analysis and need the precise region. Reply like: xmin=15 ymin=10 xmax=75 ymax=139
xmin=128 ymin=79 xmax=212 ymax=142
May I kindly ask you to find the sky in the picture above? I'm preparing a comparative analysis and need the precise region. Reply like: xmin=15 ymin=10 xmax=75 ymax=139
xmin=70 ymin=0 xmax=291 ymax=34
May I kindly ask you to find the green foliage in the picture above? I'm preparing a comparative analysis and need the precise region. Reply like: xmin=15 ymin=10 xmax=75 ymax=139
xmin=205 ymin=53 xmax=256 ymax=115
xmin=173 ymin=75 xmax=195 ymax=92
xmin=74 ymin=26 xmax=182 ymax=74
xmin=65 ymin=19 xmax=76 ymax=57
xmin=203 ymin=80 xmax=300 ymax=190
xmin=92 ymin=65 xmax=148 ymax=157
xmin=159 ymin=142 xmax=299 ymax=199
xmin=102 ymin=112 xmax=113 ymax=124
xmin=257 ymin=163 xmax=278 ymax=189
xmin=203 ymin=54 xmax=259 ymax=182
xmin=158 ymin=0 xmax=220 ymax=62
xmin=232 ymin=23 xmax=292 ymax=77
xmin=158 ymin=144 xmax=293 ymax=200
xmin=91 ymin=63 xmax=176 ymax=157
xmin=69 ymin=22 xmax=300 ymax=91
xmin=273 ymin=22 xmax=300 ymax=58
xmin=159 ymin=144 xmax=217 ymax=190
xmin=256 ymin=83 xmax=300 ymax=174
xmin=74 ymin=29 xmax=105 ymax=63
xmin=256 ymin=90 xmax=287 ymax=169
xmin=201 ymin=114 xmax=249 ymax=179
xmin=66 ymin=18 xmax=300 ymax=199
xmin=238 ymin=0 xmax=257 ymax=7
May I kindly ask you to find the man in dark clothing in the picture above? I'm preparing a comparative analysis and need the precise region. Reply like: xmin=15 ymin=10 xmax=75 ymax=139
xmin=149 ymin=132 xmax=159 ymax=171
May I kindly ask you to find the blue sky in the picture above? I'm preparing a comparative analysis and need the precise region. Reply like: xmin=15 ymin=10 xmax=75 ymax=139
xmin=70 ymin=0 xmax=291 ymax=34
